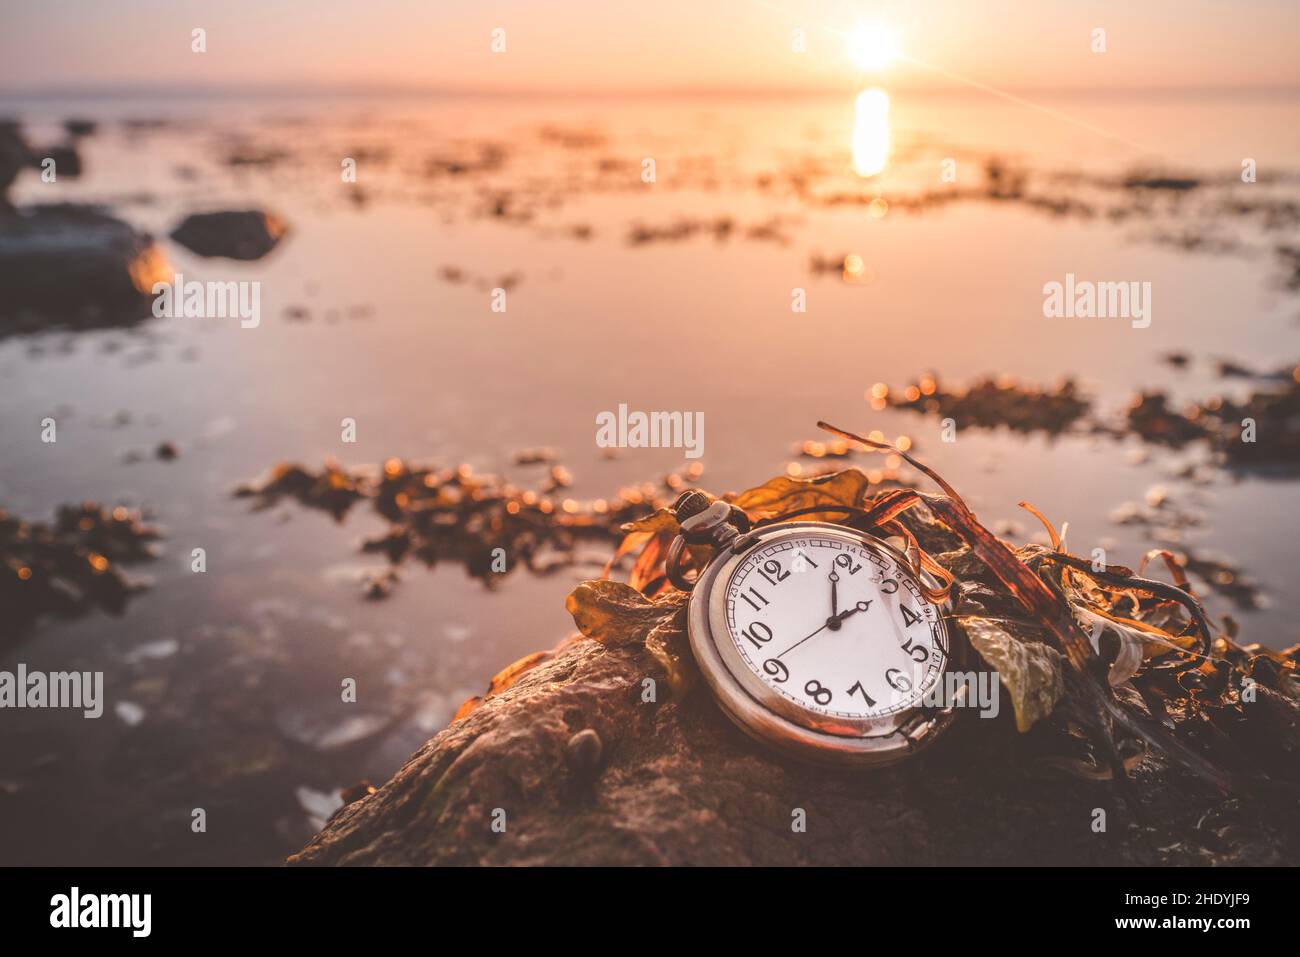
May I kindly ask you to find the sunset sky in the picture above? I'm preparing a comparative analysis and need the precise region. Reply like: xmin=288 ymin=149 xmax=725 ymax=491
xmin=3 ymin=0 xmax=1298 ymax=96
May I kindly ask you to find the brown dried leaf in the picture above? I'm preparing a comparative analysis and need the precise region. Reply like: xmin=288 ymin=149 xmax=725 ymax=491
xmin=485 ymin=650 xmax=552 ymax=695
xmin=644 ymin=610 xmax=698 ymax=699
xmin=618 ymin=508 xmax=680 ymax=539
xmin=566 ymin=579 xmax=695 ymax=697
xmin=606 ymin=507 xmax=685 ymax=595
xmin=628 ymin=533 xmax=672 ymax=594
xmin=965 ymin=617 xmax=1065 ymax=732
xmin=606 ymin=508 xmax=678 ymax=575
xmin=730 ymin=468 xmax=872 ymax=522
xmin=451 ymin=645 xmax=566 ymax=722
xmin=451 ymin=695 xmax=483 ymax=723
xmin=565 ymin=579 xmax=687 ymax=648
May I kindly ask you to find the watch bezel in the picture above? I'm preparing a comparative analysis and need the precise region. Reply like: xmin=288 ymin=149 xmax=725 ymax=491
xmin=687 ymin=520 xmax=961 ymax=767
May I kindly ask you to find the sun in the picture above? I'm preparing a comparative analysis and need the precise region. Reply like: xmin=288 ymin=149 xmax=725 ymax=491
xmin=848 ymin=23 xmax=899 ymax=72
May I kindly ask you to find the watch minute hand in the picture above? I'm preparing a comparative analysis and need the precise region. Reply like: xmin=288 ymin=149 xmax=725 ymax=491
xmin=775 ymin=622 xmax=827 ymax=660
xmin=775 ymin=599 xmax=872 ymax=660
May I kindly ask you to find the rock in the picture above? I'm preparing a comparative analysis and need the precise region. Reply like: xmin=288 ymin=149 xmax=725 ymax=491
xmin=0 ymin=204 xmax=171 ymax=331
xmin=0 ymin=120 xmax=32 ymax=198
xmin=36 ymin=143 xmax=83 ymax=179
xmin=289 ymin=627 xmax=1294 ymax=866
xmin=169 ymin=209 xmax=288 ymax=260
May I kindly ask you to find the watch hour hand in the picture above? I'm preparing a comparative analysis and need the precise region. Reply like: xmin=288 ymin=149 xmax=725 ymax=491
xmin=832 ymin=600 xmax=873 ymax=626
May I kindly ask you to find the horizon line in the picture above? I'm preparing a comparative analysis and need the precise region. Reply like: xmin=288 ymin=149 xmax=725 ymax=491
xmin=4 ymin=81 xmax=1300 ymax=101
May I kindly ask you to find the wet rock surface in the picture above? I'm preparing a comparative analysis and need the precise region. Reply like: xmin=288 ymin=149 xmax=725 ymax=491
xmin=169 ymin=209 xmax=288 ymax=260
xmin=289 ymin=626 xmax=1295 ymax=866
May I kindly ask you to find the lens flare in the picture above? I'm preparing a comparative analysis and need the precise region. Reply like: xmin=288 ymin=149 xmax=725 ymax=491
xmin=848 ymin=24 xmax=898 ymax=71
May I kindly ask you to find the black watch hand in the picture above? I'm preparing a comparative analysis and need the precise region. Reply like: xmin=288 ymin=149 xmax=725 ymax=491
xmin=777 ymin=600 xmax=873 ymax=660
xmin=832 ymin=600 xmax=873 ymax=625
xmin=829 ymin=569 xmax=840 ymax=620
xmin=776 ymin=622 xmax=827 ymax=660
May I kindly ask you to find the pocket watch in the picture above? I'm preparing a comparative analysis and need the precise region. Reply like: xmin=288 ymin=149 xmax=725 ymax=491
xmin=667 ymin=490 xmax=963 ymax=767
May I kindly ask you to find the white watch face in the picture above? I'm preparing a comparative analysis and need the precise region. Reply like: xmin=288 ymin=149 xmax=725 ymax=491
xmin=722 ymin=530 xmax=948 ymax=724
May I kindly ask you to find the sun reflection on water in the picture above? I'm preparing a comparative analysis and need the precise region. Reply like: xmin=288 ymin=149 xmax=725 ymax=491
xmin=852 ymin=87 xmax=890 ymax=178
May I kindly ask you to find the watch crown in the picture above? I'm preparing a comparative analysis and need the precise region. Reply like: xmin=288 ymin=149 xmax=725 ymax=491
xmin=672 ymin=488 xmax=714 ymax=522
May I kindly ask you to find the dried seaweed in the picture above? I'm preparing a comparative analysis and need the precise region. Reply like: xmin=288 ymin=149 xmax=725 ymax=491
xmin=873 ymin=374 xmax=1091 ymax=435
xmin=871 ymin=367 xmax=1300 ymax=469
xmin=0 ymin=502 xmax=160 ymax=639
xmin=963 ymin=617 xmax=1065 ymax=732
xmin=556 ymin=427 xmax=1300 ymax=811
xmin=236 ymin=458 xmax=701 ymax=587
xmin=1125 ymin=376 xmax=1300 ymax=469
xmin=1124 ymin=392 xmax=1215 ymax=447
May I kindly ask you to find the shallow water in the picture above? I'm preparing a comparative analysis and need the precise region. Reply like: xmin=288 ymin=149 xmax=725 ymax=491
xmin=1 ymin=89 xmax=1299 ymax=863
